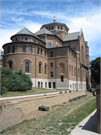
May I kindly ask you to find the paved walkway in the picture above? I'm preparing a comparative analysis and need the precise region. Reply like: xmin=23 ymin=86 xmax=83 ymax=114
xmin=70 ymin=110 xmax=99 ymax=135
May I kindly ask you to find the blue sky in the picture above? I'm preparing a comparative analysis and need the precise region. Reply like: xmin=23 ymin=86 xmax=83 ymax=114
xmin=0 ymin=0 xmax=101 ymax=61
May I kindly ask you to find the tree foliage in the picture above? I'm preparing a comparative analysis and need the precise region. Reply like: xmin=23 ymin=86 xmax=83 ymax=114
xmin=1 ymin=68 xmax=33 ymax=92
xmin=90 ymin=57 xmax=100 ymax=87
xmin=1 ymin=68 xmax=8 ymax=95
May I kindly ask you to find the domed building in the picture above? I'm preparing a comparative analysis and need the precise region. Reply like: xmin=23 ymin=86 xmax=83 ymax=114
xmin=2 ymin=19 xmax=90 ymax=90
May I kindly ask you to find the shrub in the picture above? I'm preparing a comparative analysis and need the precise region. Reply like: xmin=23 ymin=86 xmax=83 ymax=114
xmin=1 ymin=68 xmax=8 ymax=95
xmin=69 ymin=90 xmax=71 ymax=93
xmin=38 ymin=105 xmax=49 ymax=111
xmin=76 ymin=89 xmax=78 ymax=92
xmin=60 ymin=91 xmax=63 ymax=94
xmin=65 ymin=90 xmax=67 ymax=93
xmin=2 ymin=68 xmax=33 ymax=92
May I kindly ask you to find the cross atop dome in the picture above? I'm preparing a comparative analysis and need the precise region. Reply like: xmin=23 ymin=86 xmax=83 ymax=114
xmin=53 ymin=16 xmax=56 ymax=23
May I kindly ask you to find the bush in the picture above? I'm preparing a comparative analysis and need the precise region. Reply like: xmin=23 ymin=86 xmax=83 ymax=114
xmin=69 ymin=90 xmax=71 ymax=93
xmin=59 ymin=91 xmax=62 ymax=94
xmin=76 ymin=89 xmax=78 ymax=92
xmin=1 ymin=68 xmax=8 ymax=95
xmin=38 ymin=105 xmax=49 ymax=111
xmin=2 ymin=68 xmax=33 ymax=92
xmin=65 ymin=90 xmax=67 ymax=93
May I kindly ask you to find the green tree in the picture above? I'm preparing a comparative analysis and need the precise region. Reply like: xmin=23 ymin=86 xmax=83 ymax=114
xmin=1 ymin=68 xmax=33 ymax=92
xmin=1 ymin=68 xmax=8 ymax=95
xmin=90 ymin=57 xmax=100 ymax=87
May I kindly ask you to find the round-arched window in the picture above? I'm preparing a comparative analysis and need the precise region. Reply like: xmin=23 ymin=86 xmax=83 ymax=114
xmin=9 ymin=61 xmax=13 ymax=69
xmin=25 ymin=62 xmax=29 ymax=73
xmin=73 ymin=48 xmax=76 ymax=52
xmin=48 ymin=43 xmax=51 ymax=48
xmin=22 ymin=46 xmax=26 ymax=53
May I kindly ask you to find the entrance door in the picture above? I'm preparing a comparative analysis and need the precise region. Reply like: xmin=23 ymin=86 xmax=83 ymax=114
xmin=53 ymin=82 xmax=55 ymax=89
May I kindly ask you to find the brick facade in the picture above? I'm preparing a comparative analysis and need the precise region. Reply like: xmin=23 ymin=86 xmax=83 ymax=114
xmin=2 ymin=20 xmax=90 ymax=90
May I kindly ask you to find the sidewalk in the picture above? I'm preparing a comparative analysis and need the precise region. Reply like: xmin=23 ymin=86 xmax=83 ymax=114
xmin=70 ymin=110 xmax=99 ymax=135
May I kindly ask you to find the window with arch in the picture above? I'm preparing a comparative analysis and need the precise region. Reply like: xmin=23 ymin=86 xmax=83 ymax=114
xmin=16 ymin=38 xmax=18 ymax=41
xmin=13 ymin=46 xmax=15 ymax=53
xmin=39 ymin=63 xmax=41 ymax=74
xmin=58 ymin=26 xmax=59 ymax=29
xmin=73 ymin=48 xmax=76 ymax=52
xmin=48 ymin=43 xmax=51 ymax=48
xmin=50 ymin=51 xmax=53 ymax=57
xmin=29 ymin=46 xmax=32 ymax=53
xmin=8 ymin=47 xmax=10 ymax=53
xmin=25 ymin=62 xmax=29 ymax=73
xmin=22 ymin=45 xmax=26 ymax=53
xmin=9 ymin=61 xmax=13 ymax=69
xmin=45 ymin=65 xmax=46 ymax=75
xmin=82 ymin=46 xmax=83 ymax=63
xmin=52 ymin=26 xmax=54 ymax=30
xmin=49 ymin=27 xmax=51 ymax=30
xmin=61 ymin=26 xmax=62 ymax=30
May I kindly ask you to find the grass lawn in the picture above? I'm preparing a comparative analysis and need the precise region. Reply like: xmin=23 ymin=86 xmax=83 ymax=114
xmin=0 ymin=87 xmax=67 ymax=98
xmin=1 ymin=92 xmax=96 ymax=135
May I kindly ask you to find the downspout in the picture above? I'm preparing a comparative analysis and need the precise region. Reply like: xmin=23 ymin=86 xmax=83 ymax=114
xmin=35 ymin=44 xmax=36 ymax=87
xmin=76 ymin=52 xmax=78 ymax=90
xmin=55 ymin=48 xmax=57 ymax=89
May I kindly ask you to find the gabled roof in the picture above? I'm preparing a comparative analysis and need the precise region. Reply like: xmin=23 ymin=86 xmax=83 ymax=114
xmin=35 ymin=28 xmax=54 ymax=36
xmin=10 ymin=28 xmax=45 ymax=43
xmin=63 ymin=32 xmax=80 ymax=42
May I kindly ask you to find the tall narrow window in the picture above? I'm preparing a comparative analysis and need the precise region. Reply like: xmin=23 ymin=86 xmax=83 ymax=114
xmin=29 ymin=46 xmax=32 ymax=53
xmin=25 ymin=62 xmax=29 ymax=73
xmin=8 ymin=47 xmax=10 ymax=53
xmin=58 ymin=26 xmax=59 ymax=29
xmin=16 ymin=38 xmax=17 ymax=41
xmin=41 ymin=49 xmax=42 ymax=55
xmin=45 ymin=65 xmax=46 ymax=75
xmin=45 ymin=51 xmax=46 ymax=57
xmin=48 ymin=43 xmax=51 ymax=48
xmin=50 ymin=51 xmax=53 ymax=57
xmin=39 ymin=63 xmax=41 ymax=74
xmin=49 ymin=27 xmax=51 ymax=30
xmin=13 ymin=46 xmax=15 ymax=53
xmin=61 ymin=26 xmax=62 ymax=30
xmin=9 ymin=61 xmax=13 ymax=69
xmin=61 ymin=76 xmax=64 ymax=82
xmin=37 ymin=47 xmax=39 ymax=54
xmin=52 ymin=26 xmax=54 ymax=30
xmin=50 ymin=71 xmax=53 ymax=77
xmin=50 ymin=63 xmax=53 ymax=68
xmin=22 ymin=45 xmax=26 ymax=53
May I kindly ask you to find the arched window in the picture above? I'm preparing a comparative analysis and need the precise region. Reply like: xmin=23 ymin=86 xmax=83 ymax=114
xmin=45 ymin=65 xmax=46 ymax=75
xmin=39 ymin=63 xmax=41 ymax=74
xmin=61 ymin=26 xmax=62 ymax=30
xmin=48 ymin=43 xmax=51 ymax=48
xmin=52 ymin=26 xmax=54 ymax=30
xmin=37 ymin=47 xmax=39 ymax=54
xmin=58 ymin=26 xmax=59 ymax=29
xmin=59 ymin=63 xmax=65 ymax=73
xmin=8 ymin=47 xmax=10 ymax=53
xmin=29 ymin=46 xmax=32 ymax=53
xmin=73 ymin=48 xmax=76 ymax=52
xmin=9 ymin=61 xmax=13 ymax=69
xmin=82 ymin=46 xmax=83 ymax=63
xmin=25 ymin=62 xmax=29 ymax=73
xmin=13 ymin=46 xmax=15 ymax=53
xmin=49 ymin=27 xmax=50 ymax=30
xmin=22 ymin=46 xmax=26 ymax=53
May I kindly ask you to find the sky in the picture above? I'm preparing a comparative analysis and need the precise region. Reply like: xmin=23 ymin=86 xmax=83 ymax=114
xmin=0 ymin=0 xmax=101 ymax=61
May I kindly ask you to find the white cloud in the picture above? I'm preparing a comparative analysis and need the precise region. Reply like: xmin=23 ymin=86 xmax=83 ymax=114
xmin=0 ymin=21 xmax=42 ymax=50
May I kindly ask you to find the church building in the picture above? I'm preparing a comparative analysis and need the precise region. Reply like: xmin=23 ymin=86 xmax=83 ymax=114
xmin=2 ymin=18 xmax=91 ymax=90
